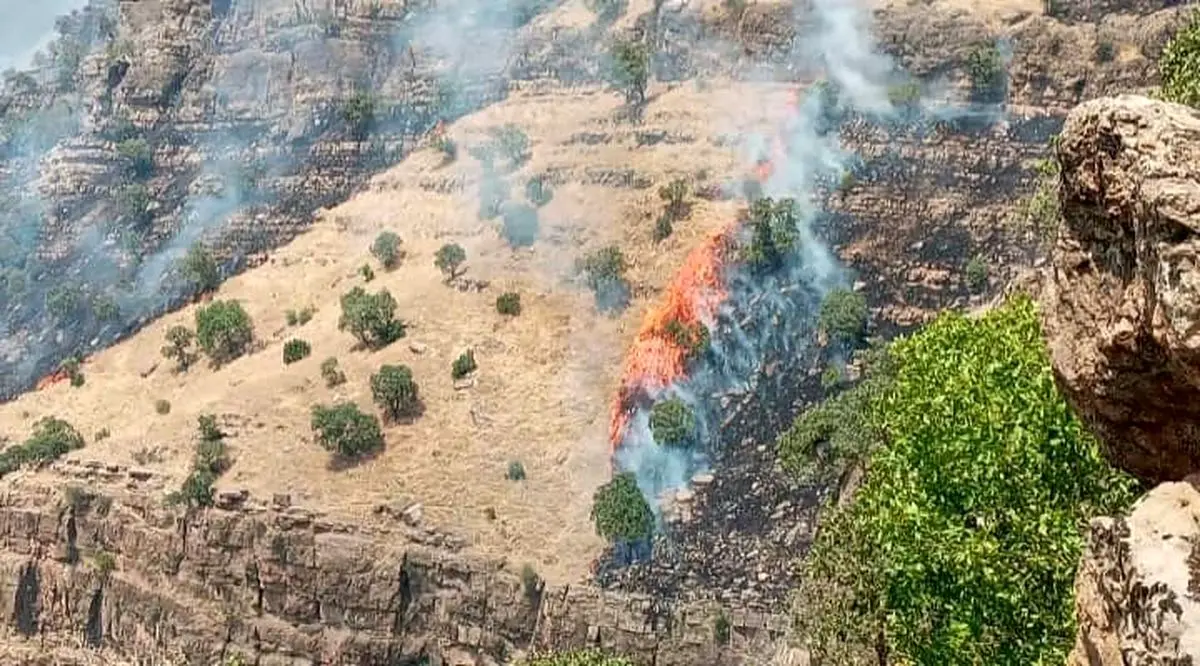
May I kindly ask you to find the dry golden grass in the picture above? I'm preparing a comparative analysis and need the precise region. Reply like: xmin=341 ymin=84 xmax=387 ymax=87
xmin=0 ymin=79 xmax=792 ymax=583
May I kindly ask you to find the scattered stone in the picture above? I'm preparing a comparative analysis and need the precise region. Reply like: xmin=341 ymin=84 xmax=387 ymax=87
xmin=408 ymin=342 xmax=427 ymax=354
xmin=402 ymin=503 xmax=424 ymax=526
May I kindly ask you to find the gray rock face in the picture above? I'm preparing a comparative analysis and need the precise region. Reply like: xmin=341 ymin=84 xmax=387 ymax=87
xmin=1042 ymin=94 xmax=1200 ymax=483
xmin=1070 ymin=481 xmax=1200 ymax=665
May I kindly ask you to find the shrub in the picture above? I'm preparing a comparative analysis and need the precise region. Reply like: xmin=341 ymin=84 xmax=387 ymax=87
xmin=370 ymin=364 xmax=420 ymax=421
xmin=653 ymin=213 xmax=673 ymax=241
xmin=496 ymin=292 xmax=522 ymax=316
xmin=490 ymin=124 xmax=530 ymax=166
xmin=965 ymin=42 xmax=1005 ymax=101
xmin=115 ymin=137 xmax=153 ymax=179
xmin=285 ymin=306 xmax=315 ymax=326
xmin=887 ymin=81 xmax=922 ymax=107
xmin=517 ymin=650 xmax=634 ymax=666
xmin=578 ymin=246 xmax=631 ymax=313
xmin=173 ymin=468 xmax=216 ymax=508
xmin=115 ymin=182 xmax=152 ymax=225
xmin=320 ymin=357 xmax=347 ymax=387
xmin=94 ymin=428 xmax=111 ymax=441
xmin=1161 ymin=10 xmax=1200 ymax=108
xmin=154 ymin=399 xmax=171 ymax=415
xmin=370 ymin=231 xmax=403 ymax=270
xmin=60 ymin=357 xmax=84 ymax=388
xmin=792 ymin=297 xmax=1138 ymax=665
xmin=195 ymin=300 xmax=254 ymax=364
xmin=283 ymin=338 xmax=311 ymax=364
xmin=818 ymin=288 xmax=868 ymax=345
xmin=343 ymin=90 xmax=376 ymax=140
xmin=607 ymin=39 xmax=649 ymax=107
xmin=520 ymin=563 xmax=540 ymax=602
xmin=433 ymin=134 xmax=458 ymax=162
xmin=435 ymin=243 xmax=467 ymax=281
xmin=92 ymin=550 xmax=117 ymax=579
xmin=741 ymin=197 xmax=798 ymax=269
xmin=525 ymin=176 xmax=553 ymax=207
xmin=161 ymin=325 xmax=199 ymax=372
xmin=311 ymin=402 xmax=385 ymax=458
xmin=198 ymin=414 xmax=223 ymax=443
xmin=965 ymin=256 xmax=989 ymax=292
xmin=658 ymin=178 xmax=689 ymax=218
xmin=507 ymin=460 xmax=527 ymax=481
xmin=91 ymin=294 xmax=120 ymax=321
xmin=649 ymin=398 xmax=695 ymax=447
xmin=591 ymin=471 xmax=654 ymax=543
xmin=360 ymin=263 xmax=375 ymax=282
xmin=0 ymin=417 xmax=85 ymax=477
xmin=46 ymin=284 xmax=82 ymax=319
xmin=664 ymin=318 xmax=708 ymax=360
xmin=181 ymin=243 xmax=220 ymax=293
xmin=501 ymin=203 xmax=539 ymax=248
xmin=714 ymin=611 xmax=731 ymax=645
xmin=1021 ymin=156 xmax=1061 ymax=241
xmin=338 ymin=287 xmax=405 ymax=348
xmin=452 ymin=349 xmax=477 ymax=380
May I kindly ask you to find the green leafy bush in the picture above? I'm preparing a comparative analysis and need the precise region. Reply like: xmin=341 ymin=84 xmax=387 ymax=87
xmin=520 ymin=562 xmax=540 ymax=602
xmin=965 ymin=256 xmax=989 ymax=292
xmin=370 ymin=231 xmax=403 ymax=270
xmin=0 ymin=417 xmax=85 ymax=477
xmin=497 ymin=292 xmax=522 ymax=316
xmin=320 ymin=357 xmax=347 ymax=387
xmin=649 ymin=398 xmax=695 ymax=447
xmin=311 ymin=402 xmax=385 ymax=458
xmin=161 ymin=325 xmax=199 ymax=372
xmin=791 ymin=297 xmax=1138 ymax=665
xmin=170 ymin=414 xmax=230 ymax=510
xmin=45 ymin=284 xmax=82 ymax=320
xmin=360 ymin=263 xmax=375 ymax=282
xmin=818 ymin=288 xmax=868 ymax=345
xmin=578 ymin=245 xmax=631 ymax=313
xmin=370 ymin=364 xmax=420 ymax=421
xmin=1020 ymin=156 xmax=1061 ymax=242
xmin=452 ymin=349 xmax=477 ymax=380
xmin=607 ymin=39 xmax=649 ymax=107
xmin=338 ymin=287 xmax=405 ymax=348
xmin=60 ymin=356 xmax=84 ymax=388
xmin=182 ymin=243 xmax=220 ymax=293
xmin=1161 ymin=10 xmax=1200 ymax=108
xmin=490 ymin=124 xmax=530 ymax=166
xmin=198 ymin=414 xmax=223 ymax=443
xmin=343 ymin=90 xmax=376 ymax=140
xmin=653 ymin=213 xmax=673 ymax=241
xmin=435 ymin=243 xmax=467 ymax=280
xmin=965 ymin=42 xmax=1005 ymax=101
xmin=887 ymin=81 xmax=922 ymax=107
xmin=590 ymin=471 xmax=653 ymax=542
xmin=115 ymin=183 xmax=152 ymax=225
xmin=741 ymin=197 xmax=799 ymax=269
xmin=285 ymin=306 xmax=315 ymax=326
xmin=507 ymin=460 xmax=527 ymax=481
xmin=664 ymin=318 xmax=709 ymax=360
xmin=658 ymin=178 xmax=689 ymax=218
xmin=116 ymin=137 xmax=154 ymax=179
xmin=283 ymin=338 xmax=311 ymax=365
xmin=195 ymin=300 xmax=254 ymax=364
xmin=525 ymin=176 xmax=553 ymax=207
xmin=517 ymin=650 xmax=634 ymax=666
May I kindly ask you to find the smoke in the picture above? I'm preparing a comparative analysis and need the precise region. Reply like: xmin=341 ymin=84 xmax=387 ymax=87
xmin=0 ymin=0 xmax=93 ymax=72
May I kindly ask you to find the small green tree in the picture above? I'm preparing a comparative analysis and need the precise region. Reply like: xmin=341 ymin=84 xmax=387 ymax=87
xmin=115 ymin=183 xmax=151 ymax=225
xmin=496 ymin=292 xmax=522 ymax=316
xmin=181 ymin=243 xmax=220 ymax=293
xmin=578 ymin=245 xmax=631 ymax=313
xmin=115 ymin=137 xmax=154 ymax=179
xmin=741 ymin=197 xmax=798 ymax=269
xmin=283 ymin=338 xmax=311 ymax=364
xmin=452 ymin=349 xmax=477 ymax=380
xmin=343 ymin=90 xmax=376 ymax=140
xmin=0 ymin=417 xmax=85 ymax=476
xmin=161 ymin=325 xmax=199 ymax=372
xmin=818 ymin=288 xmax=868 ymax=346
xmin=591 ymin=472 xmax=654 ymax=543
xmin=965 ymin=256 xmax=989 ymax=293
xmin=60 ymin=356 xmax=84 ymax=388
xmin=194 ymin=300 xmax=254 ymax=365
xmin=965 ymin=42 xmax=1005 ymax=101
xmin=311 ymin=402 xmax=385 ymax=458
xmin=1161 ymin=10 xmax=1200 ymax=108
xmin=338 ymin=287 xmax=406 ymax=348
xmin=490 ymin=124 xmax=530 ymax=166
xmin=607 ymin=39 xmax=650 ymax=107
xmin=370 ymin=231 xmax=403 ymax=270
xmin=321 ymin=356 xmax=347 ymax=387
xmin=435 ymin=243 xmax=467 ymax=281
xmin=371 ymin=364 xmax=421 ymax=421
xmin=649 ymin=398 xmax=696 ymax=447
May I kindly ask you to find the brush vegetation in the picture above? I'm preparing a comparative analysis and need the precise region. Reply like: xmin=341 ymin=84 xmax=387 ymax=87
xmin=195 ymin=300 xmax=254 ymax=365
xmin=591 ymin=471 xmax=654 ymax=543
xmin=787 ymin=297 xmax=1138 ymax=665
xmin=518 ymin=651 xmax=634 ymax=666
xmin=0 ymin=417 xmax=84 ymax=478
xmin=311 ymin=402 xmax=385 ymax=459
xmin=1161 ymin=9 xmax=1200 ymax=107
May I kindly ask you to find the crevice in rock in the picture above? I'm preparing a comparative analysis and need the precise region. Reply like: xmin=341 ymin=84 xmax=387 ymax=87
xmin=391 ymin=553 xmax=415 ymax=635
xmin=84 ymin=587 xmax=103 ymax=648
xmin=65 ymin=509 xmax=79 ymax=565
xmin=13 ymin=562 xmax=40 ymax=637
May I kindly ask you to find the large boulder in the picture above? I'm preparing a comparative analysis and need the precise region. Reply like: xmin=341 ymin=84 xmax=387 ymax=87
xmin=1068 ymin=481 xmax=1200 ymax=664
xmin=1042 ymin=94 xmax=1200 ymax=483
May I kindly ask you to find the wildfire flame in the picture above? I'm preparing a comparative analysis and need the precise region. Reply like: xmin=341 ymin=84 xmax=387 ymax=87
xmin=608 ymin=87 xmax=804 ymax=455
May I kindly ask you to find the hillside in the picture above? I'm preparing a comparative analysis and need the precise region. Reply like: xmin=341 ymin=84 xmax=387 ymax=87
xmin=0 ymin=0 xmax=1194 ymax=664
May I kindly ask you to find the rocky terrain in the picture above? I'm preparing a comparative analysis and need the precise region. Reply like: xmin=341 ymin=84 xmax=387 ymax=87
xmin=0 ymin=0 xmax=1196 ymax=664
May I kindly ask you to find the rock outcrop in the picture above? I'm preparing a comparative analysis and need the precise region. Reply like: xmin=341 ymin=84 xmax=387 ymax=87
xmin=1068 ymin=481 xmax=1200 ymax=665
xmin=1042 ymin=94 xmax=1200 ymax=483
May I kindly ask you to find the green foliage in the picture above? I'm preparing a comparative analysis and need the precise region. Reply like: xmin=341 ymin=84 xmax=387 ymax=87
xmin=283 ymin=338 xmax=312 ymax=365
xmin=818 ymin=288 xmax=868 ymax=345
xmin=1161 ymin=10 xmax=1200 ymax=108
xmin=517 ymin=650 xmax=634 ymax=666
xmin=45 ymin=284 xmax=82 ymax=320
xmin=343 ymin=90 xmax=376 ymax=140
xmin=578 ymin=246 xmax=628 ymax=289
xmin=525 ymin=176 xmax=553 ymax=207
xmin=91 ymin=294 xmax=120 ymax=321
xmin=965 ymin=42 xmax=1006 ymax=100
xmin=649 ymin=398 xmax=696 ymax=448
xmin=60 ymin=357 xmax=84 ymax=388
xmin=741 ymin=198 xmax=799 ymax=269
xmin=371 ymin=231 xmax=403 ymax=270
xmin=490 ymin=124 xmax=530 ymax=166
xmin=286 ymin=306 xmax=315 ymax=326
xmin=792 ymin=297 xmax=1139 ymax=665
xmin=195 ymin=300 xmax=254 ymax=365
xmin=321 ymin=357 xmax=347 ymax=387
xmin=664 ymin=318 xmax=709 ymax=360
xmin=311 ymin=402 xmax=385 ymax=458
xmin=659 ymin=178 xmax=689 ymax=218
xmin=338 ymin=287 xmax=405 ymax=348
xmin=591 ymin=471 xmax=653 ymax=542
xmin=155 ymin=399 xmax=171 ymax=415
xmin=370 ymin=364 xmax=420 ymax=421
xmin=161 ymin=325 xmax=199 ymax=372
xmin=820 ymin=363 xmax=843 ymax=390
xmin=507 ymin=460 xmax=527 ymax=481
xmin=887 ymin=81 xmax=922 ymax=107
xmin=435 ymin=243 xmax=467 ymax=280
xmin=116 ymin=138 xmax=153 ymax=179
xmin=182 ymin=243 xmax=221 ymax=293
xmin=452 ymin=349 xmax=477 ymax=380
xmin=653 ymin=213 xmax=673 ymax=241
xmin=585 ymin=0 xmax=628 ymax=22
xmin=520 ymin=563 xmax=540 ymax=602
xmin=497 ymin=292 xmax=522 ymax=316
xmin=115 ymin=183 xmax=151 ymax=225
xmin=1020 ymin=156 xmax=1061 ymax=242
xmin=92 ymin=550 xmax=117 ymax=579
xmin=607 ymin=39 xmax=650 ymax=107
xmin=169 ymin=418 xmax=228 ymax=509
xmin=360 ymin=263 xmax=375 ymax=282
xmin=714 ymin=611 xmax=731 ymax=645
xmin=0 ymin=417 xmax=85 ymax=477
xmin=198 ymin=414 xmax=223 ymax=443
xmin=965 ymin=256 xmax=989 ymax=293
